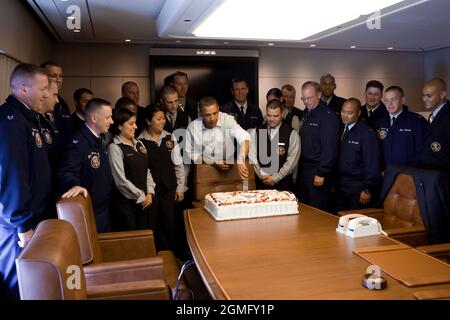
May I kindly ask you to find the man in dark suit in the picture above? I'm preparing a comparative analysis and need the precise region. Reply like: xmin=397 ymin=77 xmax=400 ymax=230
xmin=169 ymin=71 xmax=199 ymax=120
xmin=415 ymin=78 xmax=450 ymax=172
xmin=160 ymin=86 xmax=189 ymax=133
xmin=69 ymin=88 xmax=94 ymax=136
xmin=220 ymin=77 xmax=263 ymax=131
xmin=122 ymin=81 xmax=146 ymax=135
xmin=360 ymin=80 xmax=389 ymax=128
xmin=320 ymin=74 xmax=346 ymax=116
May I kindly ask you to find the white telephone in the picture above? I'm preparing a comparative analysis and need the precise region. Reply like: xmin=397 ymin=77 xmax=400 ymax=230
xmin=336 ymin=214 xmax=365 ymax=234
xmin=345 ymin=216 xmax=385 ymax=238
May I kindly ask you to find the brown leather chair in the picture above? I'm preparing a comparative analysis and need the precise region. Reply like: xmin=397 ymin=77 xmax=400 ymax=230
xmin=193 ymin=162 xmax=255 ymax=207
xmin=16 ymin=219 xmax=170 ymax=300
xmin=56 ymin=193 xmax=185 ymax=291
xmin=338 ymin=173 xmax=428 ymax=247
xmin=417 ymin=243 xmax=450 ymax=264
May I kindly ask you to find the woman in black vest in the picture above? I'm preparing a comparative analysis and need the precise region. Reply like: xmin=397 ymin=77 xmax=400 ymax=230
xmin=107 ymin=108 xmax=156 ymax=231
xmin=138 ymin=105 xmax=186 ymax=252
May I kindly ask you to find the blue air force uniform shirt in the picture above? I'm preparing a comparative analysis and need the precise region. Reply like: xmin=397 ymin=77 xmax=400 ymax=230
xmin=58 ymin=125 xmax=113 ymax=218
xmin=300 ymin=101 xmax=340 ymax=177
xmin=338 ymin=121 xmax=381 ymax=190
xmin=375 ymin=107 xmax=427 ymax=168
xmin=416 ymin=100 xmax=450 ymax=172
xmin=0 ymin=95 xmax=51 ymax=232
xmin=360 ymin=102 xmax=389 ymax=129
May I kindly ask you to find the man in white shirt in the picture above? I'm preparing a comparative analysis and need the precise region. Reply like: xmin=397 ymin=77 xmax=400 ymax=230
xmin=185 ymin=96 xmax=250 ymax=179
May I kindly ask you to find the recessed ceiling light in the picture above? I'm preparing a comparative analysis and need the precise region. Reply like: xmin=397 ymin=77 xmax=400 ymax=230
xmin=175 ymin=40 xmax=181 ymax=43
xmin=73 ymin=29 xmax=80 ymax=33
xmin=268 ymin=42 xmax=275 ymax=46
xmin=310 ymin=44 xmax=316 ymax=47
xmin=223 ymin=41 xmax=229 ymax=44
xmin=125 ymin=39 xmax=132 ymax=42
xmin=193 ymin=0 xmax=406 ymax=40
xmin=387 ymin=46 xmax=394 ymax=50
xmin=350 ymin=45 xmax=357 ymax=49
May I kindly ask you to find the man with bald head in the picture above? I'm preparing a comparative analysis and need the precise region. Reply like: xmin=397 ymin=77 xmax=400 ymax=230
xmin=336 ymin=98 xmax=380 ymax=211
xmin=122 ymin=81 xmax=146 ymax=135
xmin=416 ymin=78 xmax=450 ymax=171
xmin=320 ymin=74 xmax=346 ymax=116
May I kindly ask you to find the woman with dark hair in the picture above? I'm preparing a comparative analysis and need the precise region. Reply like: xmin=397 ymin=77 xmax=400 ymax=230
xmin=138 ymin=104 xmax=186 ymax=252
xmin=107 ymin=107 xmax=156 ymax=231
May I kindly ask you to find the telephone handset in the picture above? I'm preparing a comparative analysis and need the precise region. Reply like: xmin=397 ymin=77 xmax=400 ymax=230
xmin=337 ymin=215 xmax=386 ymax=238
xmin=336 ymin=214 xmax=365 ymax=233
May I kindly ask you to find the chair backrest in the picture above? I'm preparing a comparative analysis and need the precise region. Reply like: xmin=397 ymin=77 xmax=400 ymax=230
xmin=382 ymin=173 xmax=424 ymax=228
xmin=16 ymin=219 xmax=87 ymax=300
xmin=56 ymin=193 xmax=103 ymax=264
xmin=194 ymin=163 xmax=256 ymax=201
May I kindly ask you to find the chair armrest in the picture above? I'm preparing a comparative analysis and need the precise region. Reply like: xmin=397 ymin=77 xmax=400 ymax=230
xmin=158 ymin=250 xmax=186 ymax=290
xmin=98 ymin=229 xmax=157 ymax=261
xmin=384 ymin=225 xmax=426 ymax=236
xmin=337 ymin=208 xmax=385 ymax=217
xmin=87 ymin=279 xmax=170 ymax=300
xmin=192 ymin=201 xmax=203 ymax=208
xmin=416 ymin=243 xmax=450 ymax=255
xmin=83 ymin=257 xmax=165 ymax=286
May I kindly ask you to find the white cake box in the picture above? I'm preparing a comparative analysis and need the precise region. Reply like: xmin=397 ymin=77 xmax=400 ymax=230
xmin=204 ymin=190 xmax=299 ymax=221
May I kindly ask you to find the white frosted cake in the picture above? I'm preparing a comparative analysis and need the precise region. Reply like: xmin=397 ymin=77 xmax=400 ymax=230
xmin=204 ymin=190 xmax=299 ymax=221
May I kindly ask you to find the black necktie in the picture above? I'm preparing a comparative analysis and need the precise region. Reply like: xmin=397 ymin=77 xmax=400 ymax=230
xmin=341 ymin=125 xmax=349 ymax=142
xmin=368 ymin=110 xmax=373 ymax=118
xmin=391 ymin=116 xmax=397 ymax=127
xmin=240 ymin=106 xmax=245 ymax=117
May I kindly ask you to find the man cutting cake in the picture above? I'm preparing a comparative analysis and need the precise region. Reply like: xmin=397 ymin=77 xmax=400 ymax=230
xmin=185 ymin=96 xmax=251 ymax=180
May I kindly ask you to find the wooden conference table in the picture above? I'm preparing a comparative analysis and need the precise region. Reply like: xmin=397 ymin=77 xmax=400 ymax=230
xmin=184 ymin=203 xmax=450 ymax=299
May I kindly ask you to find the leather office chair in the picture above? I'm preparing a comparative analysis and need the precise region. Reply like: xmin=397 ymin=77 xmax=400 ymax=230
xmin=193 ymin=162 xmax=255 ymax=207
xmin=338 ymin=173 xmax=427 ymax=247
xmin=56 ymin=193 xmax=186 ymax=292
xmin=16 ymin=219 xmax=170 ymax=300
xmin=417 ymin=243 xmax=450 ymax=264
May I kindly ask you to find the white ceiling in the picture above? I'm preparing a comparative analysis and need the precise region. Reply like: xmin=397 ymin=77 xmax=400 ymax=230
xmin=27 ymin=0 xmax=450 ymax=52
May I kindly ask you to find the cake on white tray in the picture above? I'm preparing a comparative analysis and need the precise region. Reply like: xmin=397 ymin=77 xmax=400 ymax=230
xmin=204 ymin=189 xmax=299 ymax=221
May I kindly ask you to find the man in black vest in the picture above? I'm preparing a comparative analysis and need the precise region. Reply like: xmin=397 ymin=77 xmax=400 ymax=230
xmin=160 ymin=86 xmax=189 ymax=133
xmin=415 ymin=78 xmax=450 ymax=172
xmin=221 ymin=78 xmax=263 ymax=130
xmin=320 ymin=74 xmax=346 ymax=116
xmin=281 ymin=84 xmax=303 ymax=133
xmin=249 ymin=100 xmax=300 ymax=191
